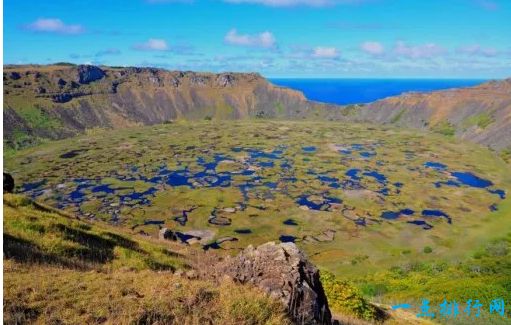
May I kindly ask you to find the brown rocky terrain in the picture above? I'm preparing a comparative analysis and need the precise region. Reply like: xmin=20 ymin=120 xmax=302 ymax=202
xmin=3 ymin=64 xmax=511 ymax=153
xmin=344 ymin=79 xmax=511 ymax=151
xmin=3 ymin=64 xmax=329 ymax=148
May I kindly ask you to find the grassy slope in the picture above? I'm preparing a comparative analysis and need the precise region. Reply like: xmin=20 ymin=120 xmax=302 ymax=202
xmin=3 ymin=194 xmax=290 ymax=325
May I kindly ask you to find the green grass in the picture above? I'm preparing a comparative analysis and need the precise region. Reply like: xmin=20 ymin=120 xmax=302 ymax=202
xmin=500 ymin=146 xmax=511 ymax=163
xmin=431 ymin=121 xmax=456 ymax=137
xmin=6 ymin=120 xmax=511 ymax=276
xmin=390 ymin=109 xmax=406 ymax=124
xmin=5 ymin=120 xmax=511 ymax=324
xmin=354 ymin=234 xmax=511 ymax=320
xmin=15 ymin=106 xmax=62 ymax=130
xmin=3 ymin=193 xmax=187 ymax=271
xmin=462 ymin=112 xmax=495 ymax=129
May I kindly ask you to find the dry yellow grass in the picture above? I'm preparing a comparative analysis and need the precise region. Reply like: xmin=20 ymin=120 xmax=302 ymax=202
xmin=3 ymin=194 xmax=290 ymax=325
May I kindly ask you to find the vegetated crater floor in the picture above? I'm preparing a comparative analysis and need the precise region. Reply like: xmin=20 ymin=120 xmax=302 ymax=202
xmin=6 ymin=120 xmax=511 ymax=276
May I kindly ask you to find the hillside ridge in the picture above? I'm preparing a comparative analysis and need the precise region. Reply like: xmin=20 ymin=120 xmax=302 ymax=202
xmin=3 ymin=64 xmax=511 ymax=153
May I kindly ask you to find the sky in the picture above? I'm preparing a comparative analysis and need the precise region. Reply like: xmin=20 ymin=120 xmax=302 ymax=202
xmin=3 ymin=0 xmax=511 ymax=78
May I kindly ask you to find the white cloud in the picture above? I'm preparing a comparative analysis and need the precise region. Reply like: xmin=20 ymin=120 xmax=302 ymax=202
xmin=311 ymin=47 xmax=340 ymax=58
xmin=394 ymin=41 xmax=446 ymax=59
xmin=224 ymin=29 xmax=276 ymax=48
xmin=133 ymin=39 xmax=169 ymax=51
xmin=361 ymin=41 xmax=384 ymax=55
xmin=224 ymin=0 xmax=365 ymax=7
xmin=25 ymin=18 xmax=84 ymax=34
xmin=457 ymin=44 xmax=498 ymax=57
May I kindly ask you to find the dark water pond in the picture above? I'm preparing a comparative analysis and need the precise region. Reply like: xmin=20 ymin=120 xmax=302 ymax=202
xmin=380 ymin=209 xmax=414 ymax=220
xmin=279 ymin=235 xmax=296 ymax=243
xmin=296 ymin=195 xmax=341 ymax=211
xmin=451 ymin=171 xmax=492 ymax=188
xmin=424 ymin=161 xmax=448 ymax=170
xmin=234 ymin=229 xmax=252 ymax=234
xmin=283 ymin=218 xmax=298 ymax=226
xmin=407 ymin=220 xmax=433 ymax=230
xmin=302 ymin=146 xmax=317 ymax=153
xmin=422 ymin=209 xmax=452 ymax=224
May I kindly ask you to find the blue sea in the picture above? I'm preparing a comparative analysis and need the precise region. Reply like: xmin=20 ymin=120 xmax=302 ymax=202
xmin=269 ymin=79 xmax=488 ymax=105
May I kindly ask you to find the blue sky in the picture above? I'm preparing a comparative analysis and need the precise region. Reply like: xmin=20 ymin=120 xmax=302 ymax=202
xmin=4 ymin=0 xmax=511 ymax=77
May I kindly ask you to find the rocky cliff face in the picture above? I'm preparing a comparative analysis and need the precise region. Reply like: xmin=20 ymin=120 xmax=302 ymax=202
xmin=342 ymin=79 xmax=511 ymax=151
xmin=3 ymin=64 xmax=323 ymax=148
xmin=4 ymin=64 xmax=511 ymax=152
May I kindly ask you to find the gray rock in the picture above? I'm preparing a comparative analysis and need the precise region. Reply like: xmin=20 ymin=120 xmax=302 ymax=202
xmin=217 ymin=241 xmax=332 ymax=324
xmin=35 ymin=86 xmax=46 ymax=94
xmin=76 ymin=65 xmax=105 ymax=84
xmin=216 ymin=74 xmax=235 ymax=87
xmin=190 ymin=74 xmax=208 ymax=86
xmin=184 ymin=229 xmax=215 ymax=244
xmin=159 ymin=227 xmax=175 ymax=241
xmin=52 ymin=93 xmax=73 ymax=103
xmin=9 ymin=72 xmax=21 ymax=80
xmin=56 ymin=78 xmax=67 ymax=87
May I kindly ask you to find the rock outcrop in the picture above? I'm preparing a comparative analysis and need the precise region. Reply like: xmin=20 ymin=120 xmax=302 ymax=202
xmin=76 ymin=65 xmax=105 ymax=84
xmin=217 ymin=241 xmax=332 ymax=325
xmin=3 ymin=64 xmax=327 ymax=149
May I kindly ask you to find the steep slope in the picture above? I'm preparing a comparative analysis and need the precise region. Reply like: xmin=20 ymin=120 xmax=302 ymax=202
xmin=3 ymin=64 xmax=326 ymax=148
xmin=344 ymin=79 xmax=511 ymax=151
xmin=4 ymin=64 xmax=511 ymax=153
xmin=3 ymin=194 xmax=291 ymax=324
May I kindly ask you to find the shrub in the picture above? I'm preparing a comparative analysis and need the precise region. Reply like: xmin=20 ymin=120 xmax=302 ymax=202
xmin=432 ymin=121 xmax=456 ymax=137
xmin=320 ymin=270 xmax=377 ymax=320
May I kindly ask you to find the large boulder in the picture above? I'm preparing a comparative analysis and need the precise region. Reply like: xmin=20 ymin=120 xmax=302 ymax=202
xmin=218 ymin=241 xmax=332 ymax=325
xmin=76 ymin=65 xmax=105 ymax=84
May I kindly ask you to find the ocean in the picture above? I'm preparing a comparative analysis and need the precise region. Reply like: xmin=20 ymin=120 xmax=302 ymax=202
xmin=269 ymin=79 xmax=488 ymax=105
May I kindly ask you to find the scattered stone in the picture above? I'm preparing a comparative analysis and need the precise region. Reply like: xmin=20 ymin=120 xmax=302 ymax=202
xmin=216 ymin=236 xmax=238 ymax=244
xmin=8 ymin=71 xmax=21 ymax=80
xmin=52 ymin=93 xmax=73 ymax=103
xmin=208 ymin=215 xmax=231 ymax=226
xmin=313 ymin=229 xmax=336 ymax=242
xmin=223 ymin=207 xmax=236 ymax=213
xmin=190 ymin=75 xmax=207 ymax=86
xmin=56 ymin=78 xmax=67 ymax=87
xmin=184 ymin=229 xmax=215 ymax=244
